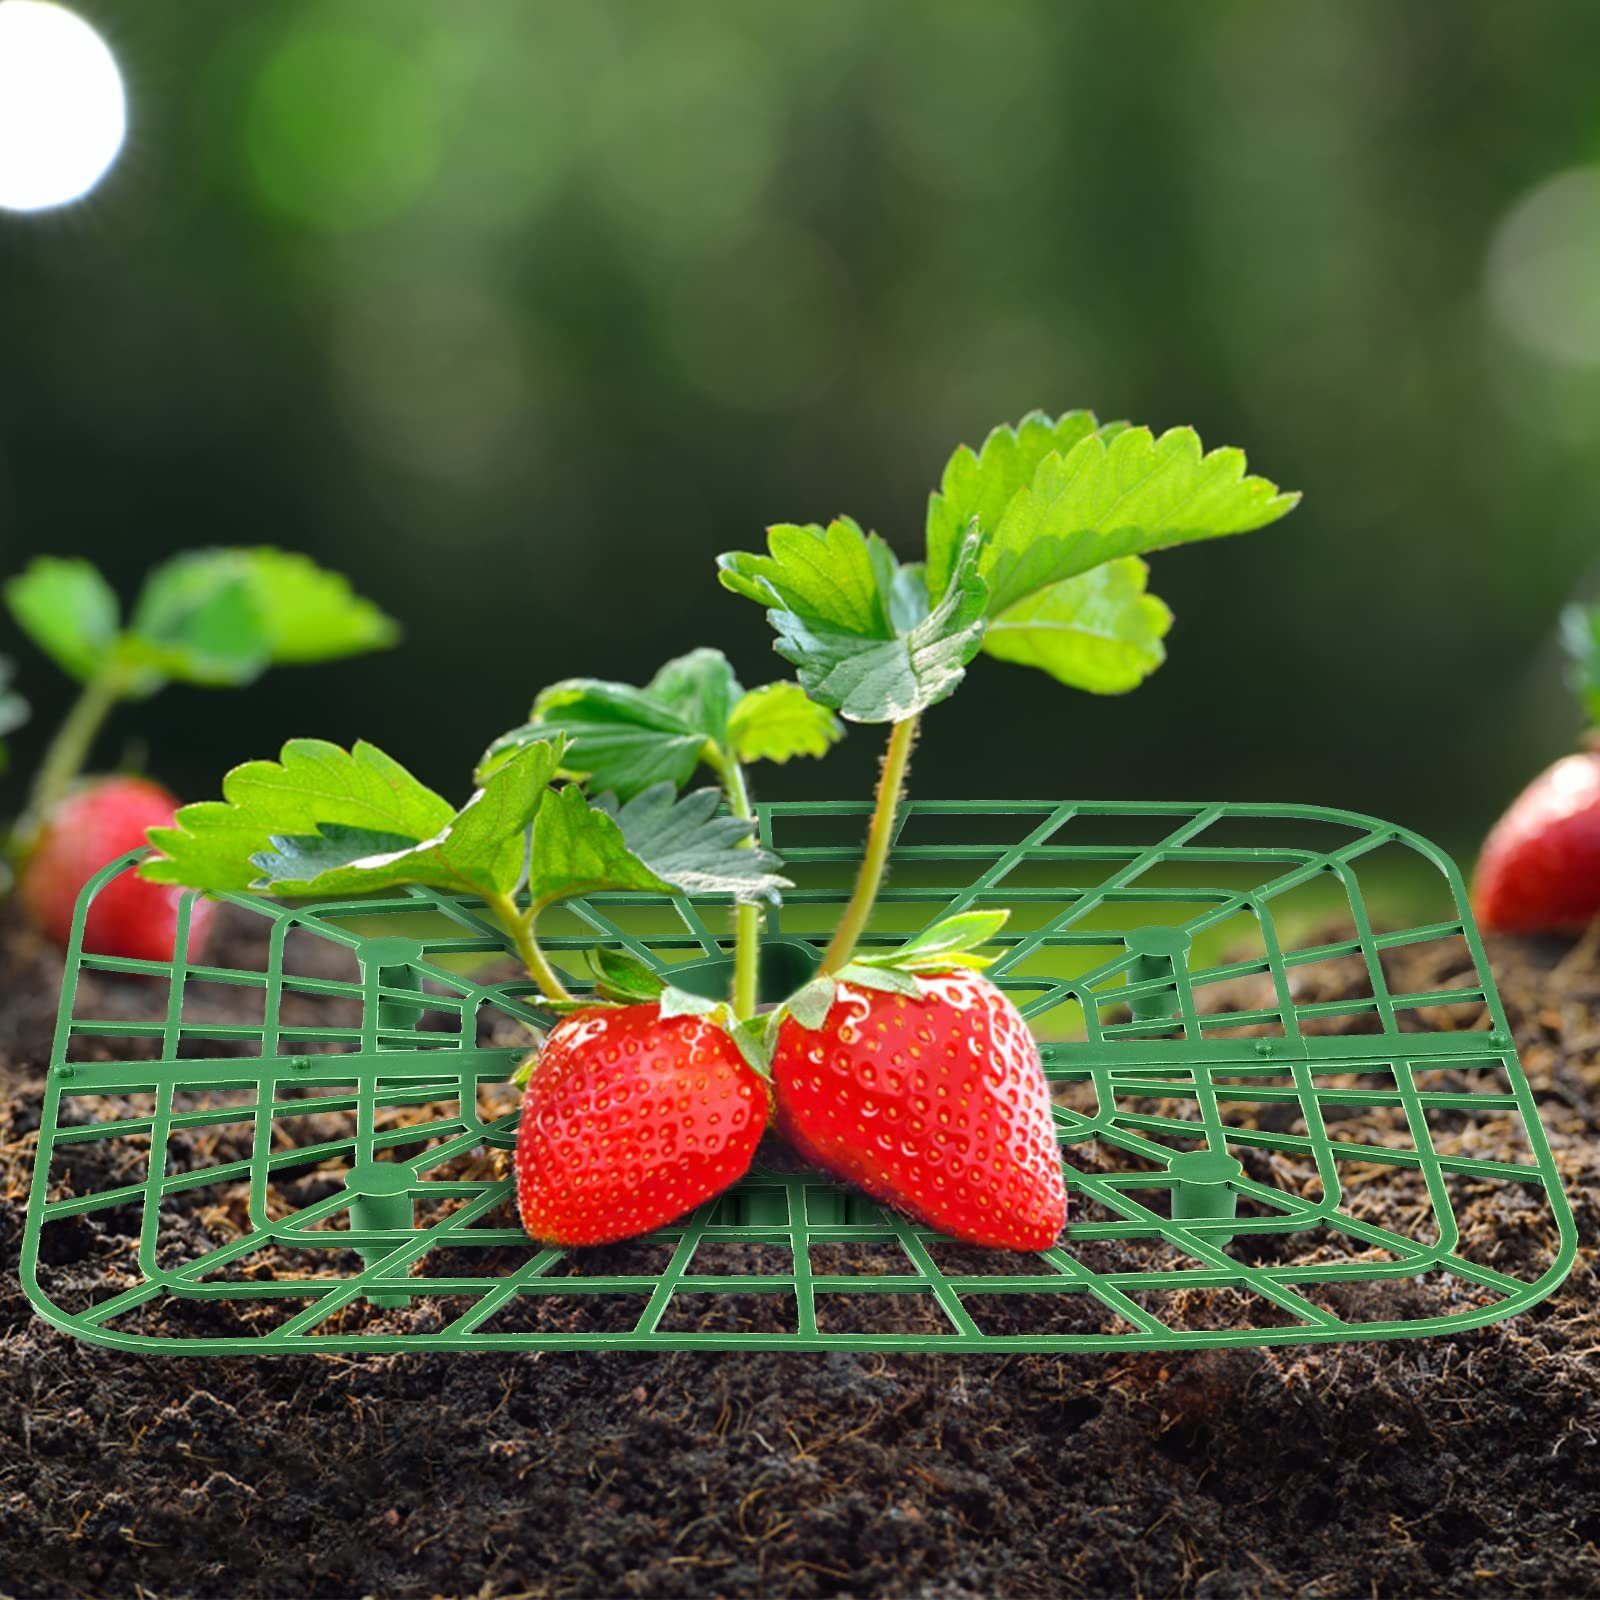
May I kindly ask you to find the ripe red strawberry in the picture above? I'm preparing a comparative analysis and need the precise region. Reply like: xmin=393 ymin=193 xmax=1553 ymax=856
xmin=1474 ymin=750 xmax=1600 ymax=935
xmin=514 ymin=1003 xmax=769 ymax=1246
xmin=771 ymin=970 xmax=1066 ymax=1250
xmin=20 ymin=777 xmax=215 ymax=962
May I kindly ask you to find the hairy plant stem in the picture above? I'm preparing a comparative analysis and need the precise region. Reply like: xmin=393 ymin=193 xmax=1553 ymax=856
xmin=706 ymin=745 xmax=761 ymax=1020
xmin=17 ymin=659 xmax=129 ymax=848
xmin=820 ymin=714 xmax=918 ymax=975
xmin=487 ymin=893 xmax=573 ymax=1004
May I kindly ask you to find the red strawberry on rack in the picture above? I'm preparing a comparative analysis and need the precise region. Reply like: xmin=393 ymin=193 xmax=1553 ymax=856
xmin=514 ymin=998 xmax=769 ymax=1247
xmin=769 ymin=917 xmax=1066 ymax=1250
xmin=20 ymin=777 xmax=215 ymax=962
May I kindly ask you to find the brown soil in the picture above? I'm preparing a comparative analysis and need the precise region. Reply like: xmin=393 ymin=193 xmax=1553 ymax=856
xmin=2 ymin=906 xmax=1597 ymax=1599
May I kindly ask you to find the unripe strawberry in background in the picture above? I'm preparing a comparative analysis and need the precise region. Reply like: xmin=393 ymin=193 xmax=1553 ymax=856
xmin=20 ymin=777 xmax=215 ymax=962
xmin=1474 ymin=606 xmax=1600 ymax=937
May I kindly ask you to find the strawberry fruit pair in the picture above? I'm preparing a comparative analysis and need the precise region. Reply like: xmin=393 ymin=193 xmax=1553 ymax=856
xmin=514 ymin=921 xmax=1068 ymax=1253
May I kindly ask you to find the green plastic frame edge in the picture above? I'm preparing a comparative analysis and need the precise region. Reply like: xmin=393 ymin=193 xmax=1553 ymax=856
xmin=19 ymin=799 xmax=1578 ymax=1356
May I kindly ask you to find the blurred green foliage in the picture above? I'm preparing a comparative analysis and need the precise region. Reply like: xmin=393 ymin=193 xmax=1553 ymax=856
xmin=3 ymin=0 xmax=1600 ymax=860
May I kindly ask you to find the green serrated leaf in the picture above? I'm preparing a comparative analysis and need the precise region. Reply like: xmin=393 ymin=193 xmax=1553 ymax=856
xmin=4 ymin=557 xmax=121 ymax=685
xmin=976 ymin=426 xmax=1300 ymax=618
xmin=785 ymin=976 xmax=837 ymax=1030
xmin=527 ymin=783 xmax=674 ymax=908
xmin=485 ymin=649 xmax=751 ymax=796
xmin=228 ymin=548 xmax=400 ymax=663
xmin=586 ymin=946 xmax=667 ymax=1004
xmin=726 ymin=682 xmax=843 ymax=764
xmin=126 ymin=548 xmax=396 ymax=694
xmin=142 ymin=739 xmax=459 ymax=892
xmin=128 ymin=554 xmax=274 ymax=690
xmin=250 ymin=823 xmax=420 ymax=887
xmin=1562 ymin=604 xmax=1600 ymax=727
xmin=855 ymin=909 xmax=1010 ymax=973
xmin=643 ymin=648 xmax=742 ymax=743
xmin=926 ymin=410 xmax=1116 ymax=598
xmin=604 ymin=784 xmax=789 ymax=903
xmin=718 ymin=520 xmax=989 ymax=723
xmin=249 ymin=738 xmax=563 ymax=899
xmin=983 ymin=556 xmax=1173 ymax=693
xmin=835 ymin=962 xmax=923 ymax=997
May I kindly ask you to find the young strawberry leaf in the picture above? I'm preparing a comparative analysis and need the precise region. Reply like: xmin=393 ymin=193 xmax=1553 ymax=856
xmin=142 ymin=738 xmax=456 ymax=892
xmin=128 ymin=549 xmax=398 ymax=691
xmin=925 ymin=409 xmax=1124 ymax=597
xmin=1562 ymin=603 xmax=1600 ymax=727
xmin=126 ymin=557 xmax=273 ymax=689
xmin=717 ymin=520 xmax=989 ymax=723
xmin=483 ymin=648 xmax=840 ymax=795
xmin=641 ymin=647 xmax=742 ymax=743
xmin=854 ymin=909 xmax=1010 ymax=972
xmin=5 ymin=550 xmax=400 ymax=839
xmin=4 ymin=557 xmax=121 ymax=684
xmin=726 ymin=682 xmax=843 ymax=763
xmin=586 ymin=946 xmax=667 ymax=1004
xmin=233 ymin=739 xmax=562 ymax=900
xmin=965 ymin=425 xmax=1301 ymax=618
xmin=222 ymin=548 xmax=400 ymax=663
xmin=526 ymin=782 xmax=676 ymax=906
xmin=598 ymin=784 xmax=789 ymax=902
xmin=982 ymin=556 xmax=1173 ymax=692
xmin=495 ymin=672 xmax=720 ymax=797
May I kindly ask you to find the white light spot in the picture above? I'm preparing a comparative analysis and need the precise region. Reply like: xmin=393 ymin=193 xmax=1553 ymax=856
xmin=1486 ymin=166 xmax=1600 ymax=368
xmin=0 ymin=2 xmax=125 ymax=213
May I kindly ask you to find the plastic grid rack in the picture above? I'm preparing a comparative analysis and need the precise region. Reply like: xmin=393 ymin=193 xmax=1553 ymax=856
xmin=19 ymin=799 xmax=1576 ymax=1354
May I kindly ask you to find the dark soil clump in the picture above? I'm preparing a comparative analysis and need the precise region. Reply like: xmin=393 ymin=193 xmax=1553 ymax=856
xmin=2 ymin=903 xmax=1596 ymax=1598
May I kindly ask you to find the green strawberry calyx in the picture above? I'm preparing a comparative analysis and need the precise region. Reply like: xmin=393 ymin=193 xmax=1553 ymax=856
xmin=768 ymin=909 xmax=1010 ymax=1043
xmin=520 ymin=945 xmax=773 ymax=1082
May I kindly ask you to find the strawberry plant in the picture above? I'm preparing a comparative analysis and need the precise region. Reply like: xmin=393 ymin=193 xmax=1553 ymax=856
xmin=139 ymin=410 xmax=1298 ymax=1252
xmin=3 ymin=548 xmax=397 ymax=956
xmin=1474 ymin=603 xmax=1600 ymax=934
xmin=717 ymin=410 xmax=1298 ymax=1245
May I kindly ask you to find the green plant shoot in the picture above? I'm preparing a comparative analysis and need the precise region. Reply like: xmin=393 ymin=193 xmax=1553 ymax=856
xmin=481 ymin=648 xmax=841 ymax=1018
xmin=4 ymin=548 xmax=398 ymax=845
xmin=718 ymin=410 xmax=1300 ymax=974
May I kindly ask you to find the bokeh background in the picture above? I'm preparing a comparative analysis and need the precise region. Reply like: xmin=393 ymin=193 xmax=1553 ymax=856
xmin=3 ymin=0 xmax=1600 ymax=864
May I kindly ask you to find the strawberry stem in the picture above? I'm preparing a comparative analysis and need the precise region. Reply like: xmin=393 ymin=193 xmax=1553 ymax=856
xmin=819 ymin=714 xmax=918 ymax=975
xmin=17 ymin=657 xmax=128 ymax=848
xmin=705 ymin=746 xmax=762 ymax=1020
xmin=487 ymin=893 xmax=573 ymax=1004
